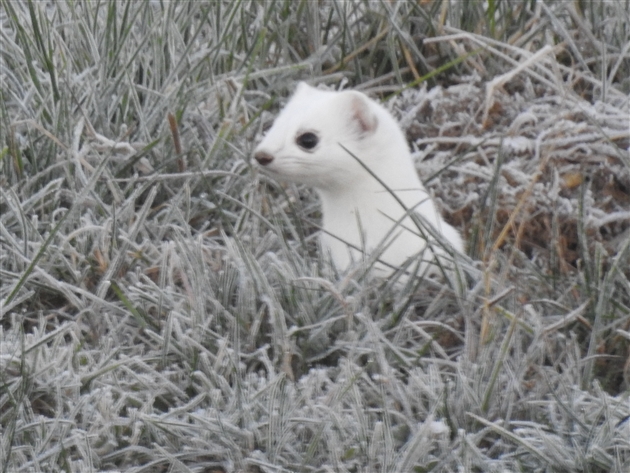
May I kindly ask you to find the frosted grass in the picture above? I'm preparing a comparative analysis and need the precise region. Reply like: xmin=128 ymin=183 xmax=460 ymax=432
xmin=1 ymin=1 xmax=629 ymax=472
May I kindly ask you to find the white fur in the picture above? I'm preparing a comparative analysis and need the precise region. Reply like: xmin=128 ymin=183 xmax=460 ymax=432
xmin=254 ymin=82 xmax=463 ymax=277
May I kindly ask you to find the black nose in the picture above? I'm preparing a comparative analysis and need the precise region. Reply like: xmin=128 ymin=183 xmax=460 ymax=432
xmin=254 ymin=151 xmax=274 ymax=166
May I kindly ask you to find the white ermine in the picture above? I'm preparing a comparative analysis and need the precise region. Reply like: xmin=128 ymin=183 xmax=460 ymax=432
xmin=253 ymin=82 xmax=463 ymax=277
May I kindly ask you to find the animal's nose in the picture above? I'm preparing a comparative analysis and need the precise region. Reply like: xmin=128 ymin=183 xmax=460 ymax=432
xmin=254 ymin=151 xmax=274 ymax=166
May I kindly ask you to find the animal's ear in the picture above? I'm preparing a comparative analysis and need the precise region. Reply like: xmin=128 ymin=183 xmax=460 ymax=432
xmin=347 ymin=92 xmax=378 ymax=135
xmin=295 ymin=82 xmax=314 ymax=96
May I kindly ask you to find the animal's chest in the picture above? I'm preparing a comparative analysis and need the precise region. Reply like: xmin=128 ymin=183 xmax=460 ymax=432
xmin=319 ymin=202 xmax=422 ymax=270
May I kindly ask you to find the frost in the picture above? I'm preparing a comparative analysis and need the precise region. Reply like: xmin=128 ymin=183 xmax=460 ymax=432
xmin=502 ymin=136 xmax=535 ymax=154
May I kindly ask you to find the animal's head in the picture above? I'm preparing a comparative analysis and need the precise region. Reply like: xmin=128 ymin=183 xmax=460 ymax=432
xmin=253 ymin=82 xmax=382 ymax=190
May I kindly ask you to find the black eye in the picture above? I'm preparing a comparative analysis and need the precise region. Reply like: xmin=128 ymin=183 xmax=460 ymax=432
xmin=296 ymin=132 xmax=319 ymax=150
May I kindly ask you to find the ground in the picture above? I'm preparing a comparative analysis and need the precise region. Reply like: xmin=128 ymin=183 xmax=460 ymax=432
xmin=1 ymin=1 xmax=629 ymax=472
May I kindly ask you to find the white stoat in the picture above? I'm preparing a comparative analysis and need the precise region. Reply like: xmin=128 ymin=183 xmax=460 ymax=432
xmin=253 ymin=82 xmax=463 ymax=277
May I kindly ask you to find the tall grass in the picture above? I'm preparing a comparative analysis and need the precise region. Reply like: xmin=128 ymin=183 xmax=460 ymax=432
xmin=1 ymin=1 xmax=629 ymax=472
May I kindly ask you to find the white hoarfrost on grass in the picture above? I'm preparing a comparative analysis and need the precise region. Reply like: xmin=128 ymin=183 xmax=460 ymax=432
xmin=1 ymin=1 xmax=629 ymax=472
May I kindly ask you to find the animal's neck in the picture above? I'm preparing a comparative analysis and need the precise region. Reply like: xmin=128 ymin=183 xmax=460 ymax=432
xmin=316 ymin=171 xmax=433 ymax=240
xmin=314 ymin=136 xmax=441 ymax=257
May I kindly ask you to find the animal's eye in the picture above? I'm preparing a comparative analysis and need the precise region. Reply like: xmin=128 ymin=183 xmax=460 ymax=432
xmin=296 ymin=132 xmax=319 ymax=150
